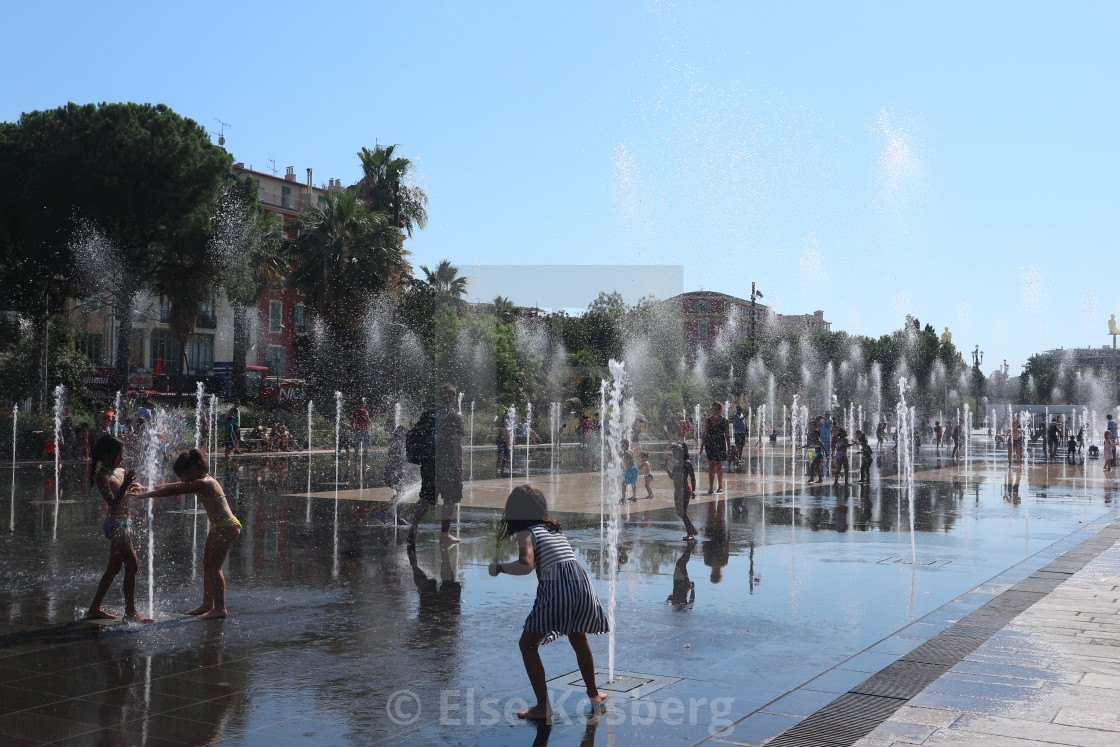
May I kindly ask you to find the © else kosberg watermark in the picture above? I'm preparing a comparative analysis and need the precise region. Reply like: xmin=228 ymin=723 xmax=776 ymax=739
xmin=386 ymin=687 xmax=737 ymax=734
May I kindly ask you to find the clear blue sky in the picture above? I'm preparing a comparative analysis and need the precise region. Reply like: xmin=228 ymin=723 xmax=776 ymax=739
xmin=4 ymin=1 xmax=1118 ymax=373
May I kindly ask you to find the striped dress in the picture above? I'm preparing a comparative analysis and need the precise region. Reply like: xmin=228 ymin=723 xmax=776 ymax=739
xmin=523 ymin=524 xmax=610 ymax=645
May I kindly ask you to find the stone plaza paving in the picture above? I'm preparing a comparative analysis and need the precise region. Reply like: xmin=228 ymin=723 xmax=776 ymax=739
xmin=4 ymin=440 xmax=1120 ymax=745
xmin=850 ymin=521 xmax=1120 ymax=747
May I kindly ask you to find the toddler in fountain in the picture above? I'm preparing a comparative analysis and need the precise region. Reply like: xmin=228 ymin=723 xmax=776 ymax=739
xmin=622 ymin=451 xmax=638 ymax=500
xmin=489 ymin=485 xmax=609 ymax=722
xmin=666 ymin=442 xmax=698 ymax=540
xmin=136 ymin=449 xmax=241 ymax=619
xmin=639 ymin=451 xmax=654 ymax=498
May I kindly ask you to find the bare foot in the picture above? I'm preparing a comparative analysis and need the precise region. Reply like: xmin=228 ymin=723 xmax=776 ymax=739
xmin=184 ymin=606 xmax=210 ymax=616
xmin=85 ymin=609 xmax=116 ymax=620
xmin=124 ymin=614 xmax=154 ymax=624
xmin=439 ymin=533 xmax=461 ymax=546
xmin=588 ymin=692 xmax=608 ymax=709
xmin=197 ymin=609 xmax=227 ymax=620
xmin=517 ymin=705 xmax=553 ymax=721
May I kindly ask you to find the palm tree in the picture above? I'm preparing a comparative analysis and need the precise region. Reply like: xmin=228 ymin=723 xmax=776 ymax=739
xmin=420 ymin=259 xmax=468 ymax=302
xmin=356 ymin=144 xmax=429 ymax=236
xmin=492 ymin=296 xmax=517 ymax=319
xmin=287 ymin=188 xmax=411 ymax=334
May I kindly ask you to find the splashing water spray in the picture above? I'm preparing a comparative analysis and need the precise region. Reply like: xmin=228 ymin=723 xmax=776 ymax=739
xmin=333 ymin=392 xmax=341 ymax=579
xmin=605 ymin=359 xmax=629 ymax=684
xmin=306 ymin=399 xmax=314 ymax=523
xmin=10 ymin=404 xmax=16 ymax=531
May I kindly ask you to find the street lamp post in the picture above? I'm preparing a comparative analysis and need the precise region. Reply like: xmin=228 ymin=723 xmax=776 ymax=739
xmin=1110 ymin=315 xmax=1119 ymax=404
xmin=750 ymin=282 xmax=763 ymax=356
xmin=972 ymin=345 xmax=983 ymax=414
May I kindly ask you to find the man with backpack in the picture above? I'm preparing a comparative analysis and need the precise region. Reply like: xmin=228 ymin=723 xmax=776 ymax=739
xmin=407 ymin=384 xmax=464 ymax=547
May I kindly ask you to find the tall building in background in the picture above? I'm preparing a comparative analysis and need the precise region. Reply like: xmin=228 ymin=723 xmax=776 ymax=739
xmin=72 ymin=159 xmax=337 ymax=394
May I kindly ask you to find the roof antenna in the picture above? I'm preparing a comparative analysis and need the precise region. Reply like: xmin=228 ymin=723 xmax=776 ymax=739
xmin=211 ymin=118 xmax=233 ymax=147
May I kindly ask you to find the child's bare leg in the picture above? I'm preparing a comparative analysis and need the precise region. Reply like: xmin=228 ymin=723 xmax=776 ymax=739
xmin=517 ymin=632 xmax=552 ymax=720
xmin=121 ymin=544 xmax=153 ymax=623
xmin=568 ymin=633 xmax=607 ymax=707
xmin=87 ymin=552 xmax=124 ymax=619
xmin=198 ymin=526 xmax=239 ymax=619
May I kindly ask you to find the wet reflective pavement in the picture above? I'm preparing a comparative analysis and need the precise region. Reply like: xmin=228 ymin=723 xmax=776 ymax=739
xmin=1 ymin=439 xmax=1117 ymax=745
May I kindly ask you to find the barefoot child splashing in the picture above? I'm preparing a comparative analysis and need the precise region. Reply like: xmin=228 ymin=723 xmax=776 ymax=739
xmin=137 ymin=449 xmax=241 ymax=619
xmin=86 ymin=435 xmax=151 ymax=622
xmin=489 ymin=485 xmax=609 ymax=722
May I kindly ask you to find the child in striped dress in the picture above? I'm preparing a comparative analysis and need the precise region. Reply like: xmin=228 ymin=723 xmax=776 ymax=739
xmin=489 ymin=485 xmax=609 ymax=721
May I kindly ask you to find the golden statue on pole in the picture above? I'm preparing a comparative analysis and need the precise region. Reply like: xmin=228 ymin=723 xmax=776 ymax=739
xmin=940 ymin=327 xmax=952 ymax=344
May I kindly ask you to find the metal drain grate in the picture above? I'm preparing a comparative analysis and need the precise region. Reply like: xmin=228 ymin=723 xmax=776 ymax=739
xmin=901 ymin=634 xmax=987 ymax=665
xmin=544 ymin=668 xmax=679 ymax=700
xmin=877 ymin=556 xmax=952 ymax=567
xmin=569 ymin=673 xmax=651 ymax=693
xmin=766 ymin=693 xmax=907 ymax=746
xmin=849 ymin=660 xmax=947 ymax=699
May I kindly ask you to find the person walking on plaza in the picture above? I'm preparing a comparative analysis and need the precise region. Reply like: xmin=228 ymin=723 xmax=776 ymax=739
xmin=351 ymin=403 xmax=371 ymax=454
xmin=408 ymin=384 xmax=464 ymax=547
xmin=732 ymin=405 xmax=747 ymax=463
xmin=819 ymin=411 xmax=833 ymax=476
xmin=1048 ymin=417 xmax=1061 ymax=460
xmin=1106 ymin=430 xmax=1115 ymax=474
xmin=833 ymin=428 xmax=851 ymax=485
xmin=225 ymin=400 xmax=242 ymax=455
xmin=700 ymin=402 xmax=731 ymax=494
xmin=857 ymin=430 xmax=873 ymax=483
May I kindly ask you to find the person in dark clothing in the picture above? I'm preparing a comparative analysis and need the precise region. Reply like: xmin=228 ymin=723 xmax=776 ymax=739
xmin=408 ymin=385 xmax=464 ymax=547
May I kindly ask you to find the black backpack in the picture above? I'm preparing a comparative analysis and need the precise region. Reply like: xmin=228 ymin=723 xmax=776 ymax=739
xmin=405 ymin=411 xmax=435 ymax=464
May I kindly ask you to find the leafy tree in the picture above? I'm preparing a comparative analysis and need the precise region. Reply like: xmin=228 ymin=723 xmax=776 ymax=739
xmin=1020 ymin=354 xmax=1059 ymax=404
xmin=584 ymin=291 xmax=626 ymax=365
xmin=0 ymin=103 xmax=232 ymax=394
xmin=0 ymin=316 xmax=92 ymax=406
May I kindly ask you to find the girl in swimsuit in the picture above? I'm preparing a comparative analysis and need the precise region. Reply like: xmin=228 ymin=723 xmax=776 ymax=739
xmin=86 ymin=435 xmax=150 ymax=622
xmin=137 ymin=449 xmax=242 ymax=619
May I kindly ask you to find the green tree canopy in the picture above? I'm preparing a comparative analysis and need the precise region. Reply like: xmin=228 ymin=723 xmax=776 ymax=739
xmin=0 ymin=102 xmax=233 ymax=394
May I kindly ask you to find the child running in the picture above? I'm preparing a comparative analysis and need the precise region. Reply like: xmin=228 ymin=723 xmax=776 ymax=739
xmin=666 ymin=442 xmax=698 ymax=540
xmin=136 ymin=449 xmax=241 ymax=619
xmin=86 ymin=435 xmax=150 ymax=622
xmin=489 ymin=485 xmax=609 ymax=722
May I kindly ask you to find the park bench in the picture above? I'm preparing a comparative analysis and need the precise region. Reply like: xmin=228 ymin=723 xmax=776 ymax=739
xmin=238 ymin=427 xmax=273 ymax=452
